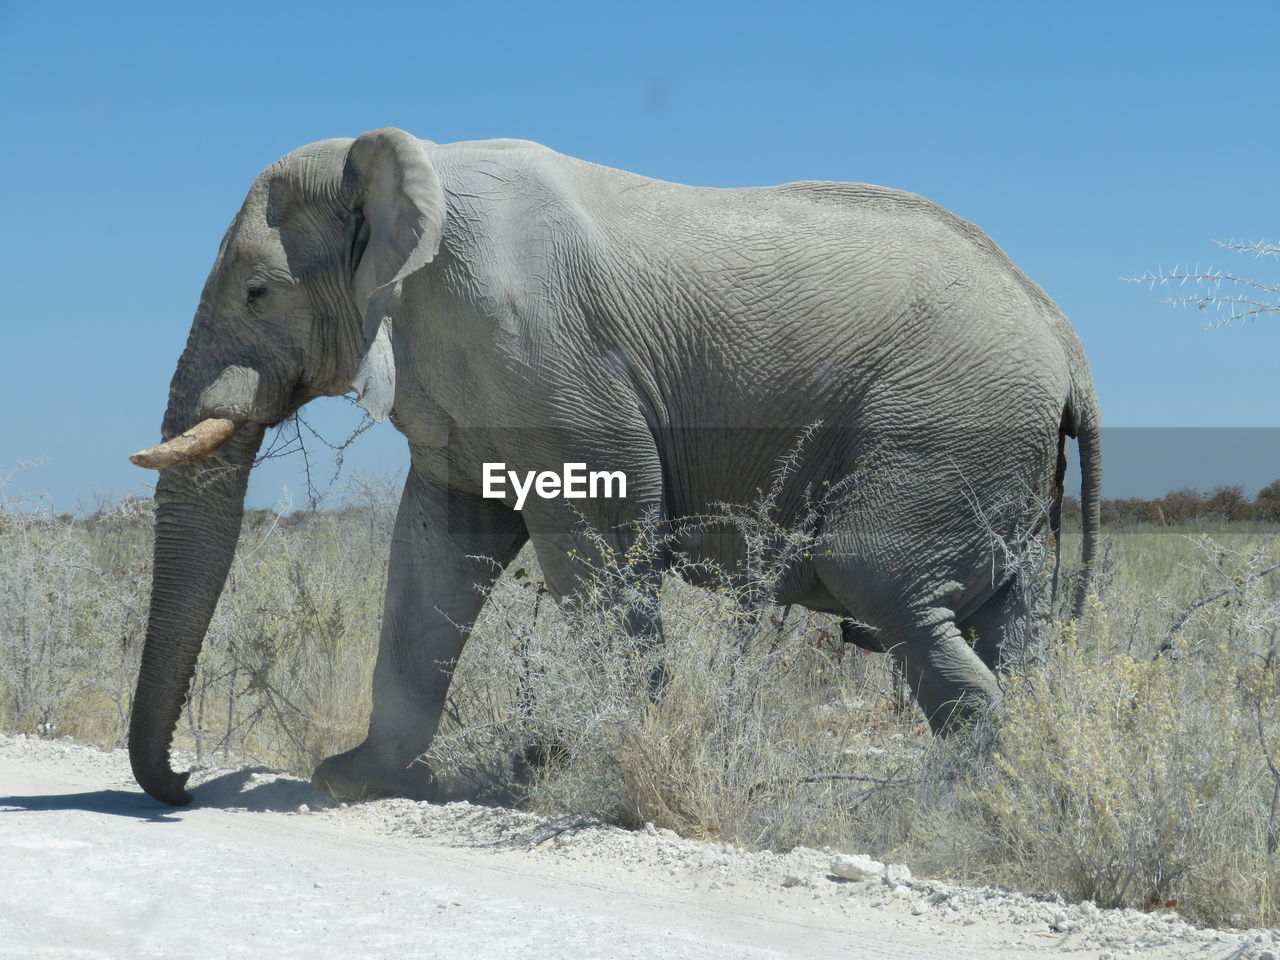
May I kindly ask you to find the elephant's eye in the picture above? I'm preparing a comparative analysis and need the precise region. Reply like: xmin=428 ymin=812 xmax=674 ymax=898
xmin=246 ymin=283 xmax=268 ymax=305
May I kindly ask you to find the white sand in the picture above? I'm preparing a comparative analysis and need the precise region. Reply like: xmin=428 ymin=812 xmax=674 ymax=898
xmin=0 ymin=735 xmax=1274 ymax=959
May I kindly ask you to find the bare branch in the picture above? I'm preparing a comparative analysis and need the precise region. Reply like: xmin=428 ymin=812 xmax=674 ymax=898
xmin=1124 ymin=240 xmax=1280 ymax=328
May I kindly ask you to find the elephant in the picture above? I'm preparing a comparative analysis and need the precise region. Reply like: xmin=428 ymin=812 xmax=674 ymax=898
xmin=127 ymin=127 xmax=1101 ymax=806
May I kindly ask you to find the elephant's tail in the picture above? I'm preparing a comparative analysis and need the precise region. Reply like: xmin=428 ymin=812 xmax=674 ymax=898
xmin=1067 ymin=365 xmax=1102 ymax=618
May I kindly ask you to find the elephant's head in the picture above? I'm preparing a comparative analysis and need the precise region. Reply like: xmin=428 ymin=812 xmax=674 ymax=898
xmin=128 ymin=128 xmax=446 ymax=804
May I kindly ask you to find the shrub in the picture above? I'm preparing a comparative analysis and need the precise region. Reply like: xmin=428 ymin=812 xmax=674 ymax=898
xmin=430 ymin=467 xmax=925 ymax=849
xmin=898 ymin=532 xmax=1280 ymax=927
xmin=435 ymin=515 xmax=1280 ymax=927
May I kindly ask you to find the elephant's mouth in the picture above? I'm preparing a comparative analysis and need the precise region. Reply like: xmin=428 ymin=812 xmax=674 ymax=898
xmin=129 ymin=417 xmax=246 ymax=470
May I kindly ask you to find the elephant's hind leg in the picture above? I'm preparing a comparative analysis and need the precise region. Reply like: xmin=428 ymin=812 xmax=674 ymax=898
xmin=959 ymin=557 xmax=1054 ymax=675
xmin=876 ymin=614 xmax=1001 ymax=732
xmin=960 ymin=577 xmax=1030 ymax=674
xmin=816 ymin=554 xmax=1000 ymax=731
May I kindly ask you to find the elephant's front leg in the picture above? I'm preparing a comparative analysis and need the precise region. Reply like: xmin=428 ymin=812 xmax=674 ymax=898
xmin=313 ymin=472 xmax=527 ymax=802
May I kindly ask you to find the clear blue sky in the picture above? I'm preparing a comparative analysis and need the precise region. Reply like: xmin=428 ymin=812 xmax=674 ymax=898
xmin=3 ymin=0 xmax=1279 ymax=510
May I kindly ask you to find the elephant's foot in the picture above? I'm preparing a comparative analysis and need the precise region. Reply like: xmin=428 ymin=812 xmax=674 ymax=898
xmin=312 ymin=743 xmax=437 ymax=803
xmin=888 ymin=621 xmax=1001 ymax=735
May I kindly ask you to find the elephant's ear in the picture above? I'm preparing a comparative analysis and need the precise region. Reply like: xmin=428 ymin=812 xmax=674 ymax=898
xmin=343 ymin=127 xmax=446 ymax=421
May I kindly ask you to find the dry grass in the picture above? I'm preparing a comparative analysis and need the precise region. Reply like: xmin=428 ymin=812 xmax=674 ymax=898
xmin=0 ymin=477 xmax=393 ymax=772
xmin=2 ymin=472 xmax=1278 ymax=928
xmin=432 ymin=518 xmax=1280 ymax=928
xmin=931 ymin=528 xmax=1280 ymax=927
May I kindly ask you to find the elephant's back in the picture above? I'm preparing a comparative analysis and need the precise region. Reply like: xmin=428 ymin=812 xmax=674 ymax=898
xmin=435 ymin=140 xmax=1071 ymax=338
xmin=584 ymin=176 xmax=1077 ymax=426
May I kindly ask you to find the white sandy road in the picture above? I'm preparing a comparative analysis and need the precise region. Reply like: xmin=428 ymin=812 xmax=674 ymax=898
xmin=0 ymin=737 xmax=1269 ymax=960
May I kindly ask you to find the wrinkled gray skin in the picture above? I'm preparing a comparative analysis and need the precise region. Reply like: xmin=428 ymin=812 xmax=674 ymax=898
xmin=130 ymin=128 xmax=1101 ymax=806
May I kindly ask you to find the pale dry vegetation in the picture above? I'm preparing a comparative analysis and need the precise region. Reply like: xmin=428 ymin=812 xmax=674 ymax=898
xmin=909 ymin=529 xmax=1280 ymax=927
xmin=2 ymin=473 xmax=1278 ymax=929
xmin=0 ymin=476 xmax=393 ymax=772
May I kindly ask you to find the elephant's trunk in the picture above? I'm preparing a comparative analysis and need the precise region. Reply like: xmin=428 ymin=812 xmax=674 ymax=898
xmin=128 ymin=423 xmax=263 ymax=805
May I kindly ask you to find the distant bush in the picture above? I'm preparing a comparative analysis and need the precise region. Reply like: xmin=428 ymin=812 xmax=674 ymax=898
xmin=1062 ymin=481 xmax=1280 ymax=526
xmin=1257 ymin=480 xmax=1280 ymax=522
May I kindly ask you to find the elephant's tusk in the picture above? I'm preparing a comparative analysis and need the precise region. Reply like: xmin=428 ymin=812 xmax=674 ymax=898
xmin=129 ymin=418 xmax=244 ymax=469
